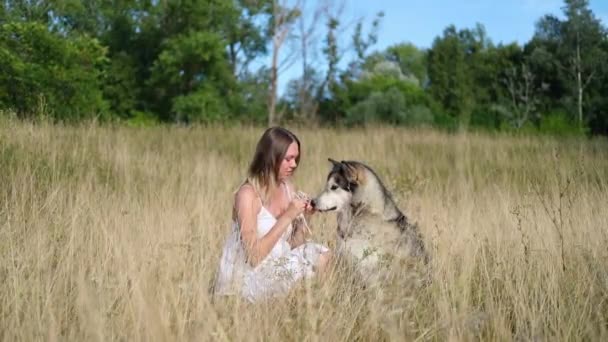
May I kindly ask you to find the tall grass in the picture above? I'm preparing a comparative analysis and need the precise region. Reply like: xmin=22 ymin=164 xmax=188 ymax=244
xmin=1 ymin=118 xmax=607 ymax=341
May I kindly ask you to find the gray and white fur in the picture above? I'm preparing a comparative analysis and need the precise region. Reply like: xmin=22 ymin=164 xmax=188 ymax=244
xmin=312 ymin=159 xmax=429 ymax=284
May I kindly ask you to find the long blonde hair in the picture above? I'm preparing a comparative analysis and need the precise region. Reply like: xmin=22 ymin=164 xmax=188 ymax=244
xmin=244 ymin=127 xmax=301 ymax=204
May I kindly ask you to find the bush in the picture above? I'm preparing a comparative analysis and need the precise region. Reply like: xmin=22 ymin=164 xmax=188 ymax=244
xmin=171 ymin=85 xmax=229 ymax=123
xmin=471 ymin=104 xmax=503 ymax=130
xmin=496 ymin=110 xmax=586 ymax=137
xmin=345 ymin=88 xmax=404 ymax=125
xmin=539 ymin=111 xmax=586 ymax=136
xmin=345 ymin=87 xmax=434 ymax=126
xmin=432 ymin=110 xmax=459 ymax=132
xmin=0 ymin=22 xmax=109 ymax=121
xmin=342 ymin=73 xmax=435 ymax=126
xmin=126 ymin=110 xmax=158 ymax=127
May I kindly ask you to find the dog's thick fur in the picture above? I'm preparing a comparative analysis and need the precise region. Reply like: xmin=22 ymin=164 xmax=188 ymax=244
xmin=312 ymin=159 xmax=429 ymax=286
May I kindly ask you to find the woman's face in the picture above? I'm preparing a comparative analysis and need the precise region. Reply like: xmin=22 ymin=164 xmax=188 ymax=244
xmin=278 ymin=142 xmax=299 ymax=181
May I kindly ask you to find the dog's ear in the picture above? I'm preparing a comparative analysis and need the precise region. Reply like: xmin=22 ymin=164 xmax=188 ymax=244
xmin=340 ymin=161 xmax=355 ymax=173
xmin=328 ymin=158 xmax=343 ymax=171
xmin=329 ymin=158 xmax=354 ymax=179
xmin=340 ymin=161 xmax=359 ymax=183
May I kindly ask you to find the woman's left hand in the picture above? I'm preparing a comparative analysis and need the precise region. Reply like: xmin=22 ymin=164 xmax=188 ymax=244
xmin=295 ymin=190 xmax=315 ymax=216
xmin=304 ymin=200 xmax=316 ymax=215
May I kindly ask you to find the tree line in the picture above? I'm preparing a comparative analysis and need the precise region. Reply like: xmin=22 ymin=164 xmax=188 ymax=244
xmin=1 ymin=0 xmax=607 ymax=135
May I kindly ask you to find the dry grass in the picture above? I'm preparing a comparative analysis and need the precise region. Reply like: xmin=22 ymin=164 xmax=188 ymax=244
xmin=1 ymin=119 xmax=608 ymax=341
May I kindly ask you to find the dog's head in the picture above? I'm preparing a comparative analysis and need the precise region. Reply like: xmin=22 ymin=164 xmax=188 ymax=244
xmin=311 ymin=158 xmax=368 ymax=213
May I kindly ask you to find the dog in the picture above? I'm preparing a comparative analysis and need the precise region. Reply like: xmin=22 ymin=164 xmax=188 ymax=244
xmin=311 ymin=158 xmax=429 ymax=287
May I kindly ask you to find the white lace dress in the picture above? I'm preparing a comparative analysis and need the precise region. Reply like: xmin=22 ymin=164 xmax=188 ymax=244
xmin=213 ymin=185 xmax=329 ymax=303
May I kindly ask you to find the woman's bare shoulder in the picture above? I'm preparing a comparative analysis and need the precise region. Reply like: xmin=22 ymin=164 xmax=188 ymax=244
xmin=235 ymin=183 xmax=261 ymax=212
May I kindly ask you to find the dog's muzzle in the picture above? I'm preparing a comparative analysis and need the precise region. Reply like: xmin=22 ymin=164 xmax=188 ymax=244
xmin=310 ymin=199 xmax=337 ymax=212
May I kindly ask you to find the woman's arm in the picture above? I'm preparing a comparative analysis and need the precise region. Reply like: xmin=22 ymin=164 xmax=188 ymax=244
xmin=236 ymin=185 xmax=305 ymax=267
xmin=286 ymin=182 xmax=313 ymax=248
xmin=288 ymin=219 xmax=309 ymax=248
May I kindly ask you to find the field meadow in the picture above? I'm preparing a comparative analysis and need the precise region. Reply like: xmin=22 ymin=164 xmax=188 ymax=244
xmin=1 ymin=118 xmax=608 ymax=341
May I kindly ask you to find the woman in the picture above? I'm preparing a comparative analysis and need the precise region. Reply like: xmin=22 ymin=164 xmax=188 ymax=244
xmin=213 ymin=127 xmax=332 ymax=302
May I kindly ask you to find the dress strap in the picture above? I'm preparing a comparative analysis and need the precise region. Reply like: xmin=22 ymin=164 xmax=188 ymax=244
xmin=282 ymin=181 xmax=293 ymax=201
xmin=232 ymin=182 xmax=263 ymax=223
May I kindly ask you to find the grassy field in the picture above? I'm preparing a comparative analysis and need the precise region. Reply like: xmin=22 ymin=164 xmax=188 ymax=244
xmin=1 ymin=119 xmax=608 ymax=341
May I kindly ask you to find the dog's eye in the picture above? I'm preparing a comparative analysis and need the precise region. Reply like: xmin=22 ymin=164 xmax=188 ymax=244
xmin=330 ymin=185 xmax=338 ymax=190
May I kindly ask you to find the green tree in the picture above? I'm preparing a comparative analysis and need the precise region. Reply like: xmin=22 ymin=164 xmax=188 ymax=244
xmin=385 ymin=43 xmax=427 ymax=86
xmin=0 ymin=22 xmax=108 ymax=121
xmin=589 ymin=37 xmax=608 ymax=134
xmin=560 ymin=0 xmax=606 ymax=131
xmin=427 ymin=25 xmax=474 ymax=124
xmin=526 ymin=1 xmax=607 ymax=133
xmin=225 ymin=0 xmax=271 ymax=77
xmin=363 ymin=43 xmax=427 ymax=87
xmin=525 ymin=16 xmax=566 ymax=113
xmin=147 ymin=31 xmax=234 ymax=122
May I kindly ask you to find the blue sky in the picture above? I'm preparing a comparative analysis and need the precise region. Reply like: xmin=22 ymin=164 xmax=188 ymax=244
xmin=350 ymin=0 xmax=608 ymax=50
xmin=276 ymin=0 xmax=607 ymax=94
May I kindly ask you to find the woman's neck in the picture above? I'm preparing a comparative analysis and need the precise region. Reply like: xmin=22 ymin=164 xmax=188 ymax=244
xmin=264 ymin=181 xmax=287 ymax=207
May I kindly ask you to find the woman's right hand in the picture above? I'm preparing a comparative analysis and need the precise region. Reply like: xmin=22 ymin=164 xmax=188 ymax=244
xmin=285 ymin=199 xmax=307 ymax=221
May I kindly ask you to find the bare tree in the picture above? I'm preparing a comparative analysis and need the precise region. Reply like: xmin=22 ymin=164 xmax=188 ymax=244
xmin=294 ymin=0 xmax=325 ymax=120
xmin=502 ymin=63 xmax=541 ymax=129
xmin=268 ymin=0 xmax=300 ymax=126
xmin=316 ymin=0 xmax=348 ymax=101
xmin=565 ymin=30 xmax=597 ymax=132
xmin=559 ymin=0 xmax=605 ymax=132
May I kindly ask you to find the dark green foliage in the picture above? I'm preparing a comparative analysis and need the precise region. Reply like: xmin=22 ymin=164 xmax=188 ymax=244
xmin=147 ymin=31 xmax=234 ymax=122
xmin=343 ymin=73 xmax=431 ymax=126
xmin=102 ymin=52 xmax=138 ymax=119
xmin=0 ymin=22 xmax=109 ymax=121
xmin=0 ymin=0 xmax=607 ymax=135
xmin=427 ymin=25 xmax=476 ymax=123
